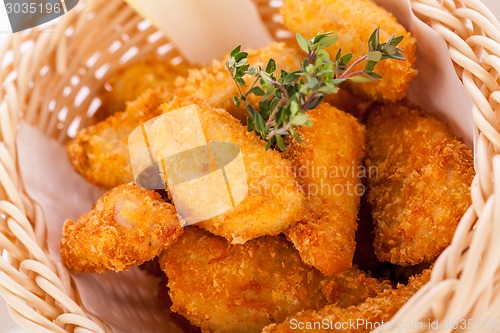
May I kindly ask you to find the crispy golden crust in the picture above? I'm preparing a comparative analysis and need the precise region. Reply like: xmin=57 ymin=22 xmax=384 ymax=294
xmin=161 ymin=97 xmax=306 ymax=243
xmin=102 ymin=59 xmax=190 ymax=116
xmin=280 ymin=0 xmax=417 ymax=102
xmin=262 ymin=269 xmax=431 ymax=333
xmin=175 ymin=42 xmax=300 ymax=122
xmin=60 ymin=183 xmax=183 ymax=273
xmin=159 ymin=227 xmax=328 ymax=333
xmin=66 ymin=88 xmax=171 ymax=189
xmin=157 ymin=274 xmax=202 ymax=333
xmin=283 ymin=103 xmax=366 ymax=275
xmin=321 ymin=267 xmax=391 ymax=308
xmin=365 ymin=102 xmax=474 ymax=265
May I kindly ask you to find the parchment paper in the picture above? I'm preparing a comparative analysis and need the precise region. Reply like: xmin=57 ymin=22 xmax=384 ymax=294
xmin=16 ymin=0 xmax=474 ymax=332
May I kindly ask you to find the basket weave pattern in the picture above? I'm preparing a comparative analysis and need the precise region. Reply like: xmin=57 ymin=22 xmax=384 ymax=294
xmin=0 ymin=0 xmax=498 ymax=332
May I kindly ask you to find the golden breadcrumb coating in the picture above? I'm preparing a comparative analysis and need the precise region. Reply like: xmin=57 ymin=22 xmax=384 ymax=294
xmin=365 ymin=102 xmax=474 ymax=265
xmin=280 ymin=0 xmax=417 ymax=102
xmin=262 ymin=269 xmax=431 ymax=333
xmin=283 ymin=103 xmax=366 ymax=275
xmin=159 ymin=227 xmax=328 ymax=333
xmin=66 ymin=88 xmax=171 ymax=189
xmin=161 ymin=97 xmax=306 ymax=243
xmin=102 ymin=59 xmax=190 ymax=116
xmin=156 ymin=274 xmax=202 ymax=333
xmin=60 ymin=183 xmax=182 ymax=273
xmin=175 ymin=42 xmax=300 ymax=122
xmin=321 ymin=267 xmax=392 ymax=308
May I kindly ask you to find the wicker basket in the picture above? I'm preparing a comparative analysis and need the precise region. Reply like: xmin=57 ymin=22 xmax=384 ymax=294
xmin=0 ymin=0 xmax=499 ymax=332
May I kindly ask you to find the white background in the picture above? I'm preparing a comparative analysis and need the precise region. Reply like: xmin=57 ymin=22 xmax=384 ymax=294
xmin=0 ymin=1 xmax=499 ymax=333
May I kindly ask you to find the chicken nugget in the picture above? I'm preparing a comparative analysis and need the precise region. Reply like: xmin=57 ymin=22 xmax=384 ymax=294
xmin=365 ymin=102 xmax=474 ymax=265
xmin=280 ymin=0 xmax=417 ymax=102
xmin=262 ymin=269 xmax=431 ymax=333
xmin=284 ymin=103 xmax=366 ymax=275
xmin=67 ymin=88 xmax=170 ymax=189
xmin=60 ymin=183 xmax=183 ymax=273
xmin=159 ymin=97 xmax=306 ymax=243
xmin=175 ymin=42 xmax=299 ymax=122
xmin=102 ymin=58 xmax=190 ymax=116
xmin=159 ymin=227 xmax=328 ymax=333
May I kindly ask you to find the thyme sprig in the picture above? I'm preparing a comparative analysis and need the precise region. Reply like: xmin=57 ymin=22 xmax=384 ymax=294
xmin=226 ymin=28 xmax=405 ymax=150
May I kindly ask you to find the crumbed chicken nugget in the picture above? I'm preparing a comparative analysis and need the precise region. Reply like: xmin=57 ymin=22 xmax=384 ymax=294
xmin=160 ymin=97 xmax=306 ymax=243
xmin=67 ymin=43 xmax=299 ymax=188
xmin=283 ymin=103 xmax=366 ymax=275
xmin=102 ymin=59 xmax=190 ymax=116
xmin=262 ymin=269 xmax=431 ymax=333
xmin=280 ymin=0 xmax=417 ymax=102
xmin=175 ymin=42 xmax=300 ymax=122
xmin=60 ymin=183 xmax=183 ymax=273
xmin=67 ymin=88 xmax=170 ymax=189
xmin=159 ymin=227 xmax=328 ymax=333
xmin=365 ymin=102 xmax=474 ymax=265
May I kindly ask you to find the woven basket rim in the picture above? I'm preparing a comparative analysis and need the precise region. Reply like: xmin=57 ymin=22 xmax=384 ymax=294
xmin=0 ymin=0 xmax=499 ymax=332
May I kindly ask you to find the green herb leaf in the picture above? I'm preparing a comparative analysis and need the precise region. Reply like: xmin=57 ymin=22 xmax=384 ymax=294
xmin=230 ymin=45 xmax=241 ymax=57
xmin=275 ymin=134 xmax=286 ymax=151
xmin=266 ymin=59 xmax=276 ymax=74
xmin=348 ymin=75 xmax=374 ymax=83
xmin=296 ymin=33 xmax=309 ymax=53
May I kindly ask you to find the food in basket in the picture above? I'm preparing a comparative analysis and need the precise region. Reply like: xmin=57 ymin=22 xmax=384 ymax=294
xmin=159 ymin=227 xmax=327 ymax=333
xmin=283 ymin=104 xmax=365 ymax=275
xmin=61 ymin=183 xmax=183 ymax=273
xmin=365 ymin=102 xmax=474 ymax=265
xmin=159 ymin=227 xmax=392 ymax=333
xmin=59 ymin=0 xmax=475 ymax=331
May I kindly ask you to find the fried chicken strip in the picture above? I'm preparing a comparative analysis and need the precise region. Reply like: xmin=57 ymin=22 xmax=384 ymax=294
xmin=101 ymin=58 xmax=190 ymax=116
xmin=262 ymin=269 xmax=431 ymax=333
xmin=60 ymin=183 xmax=183 ymax=273
xmin=67 ymin=43 xmax=299 ymax=189
xmin=159 ymin=227 xmax=325 ymax=333
xmin=159 ymin=97 xmax=306 ymax=243
xmin=280 ymin=0 xmax=417 ymax=102
xmin=284 ymin=103 xmax=366 ymax=275
xmin=365 ymin=102 xmax=474 ymax=265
